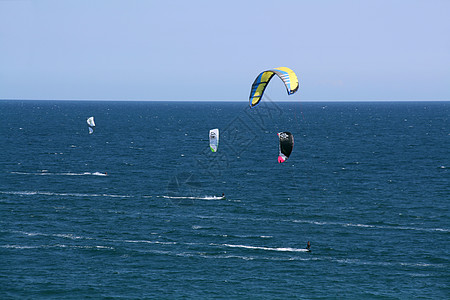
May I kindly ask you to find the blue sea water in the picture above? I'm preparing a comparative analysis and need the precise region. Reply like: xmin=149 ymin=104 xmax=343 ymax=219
xmin=0 ymin=100 xmax=449 ymax=299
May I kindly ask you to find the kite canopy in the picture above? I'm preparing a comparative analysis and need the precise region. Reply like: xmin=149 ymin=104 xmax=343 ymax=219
xmin=209 ymin=128 xmax=219 ymax=152
xmin=249 ymin=67 xmax=299 ymax=107
xmin=277 ymin=131 xmax=294 ymax=163
xmin=87 ymin=117 xmax=95 ymax=134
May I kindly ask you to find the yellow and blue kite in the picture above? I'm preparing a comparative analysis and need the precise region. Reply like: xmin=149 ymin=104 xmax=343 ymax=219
xmin=249 ymin=67 xmax=299 ymax=107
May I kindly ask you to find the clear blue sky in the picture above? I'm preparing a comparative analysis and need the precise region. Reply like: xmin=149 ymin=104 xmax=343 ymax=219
xmin=1 ymin=0 xmax=449 ymax=101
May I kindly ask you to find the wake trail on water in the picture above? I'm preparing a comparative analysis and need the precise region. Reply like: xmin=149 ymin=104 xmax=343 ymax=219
xmin=161 ymin=195 xmax=225 ymax=200
xmin=3 ymin=230 xmax=446 ymax=269
xmin=0 ymin=190 xmax=131 ymax=198
xmin=220 ymin=243 xmax=310 ymax=253
xmin=10 ymin=171 xmax=108 ymax=176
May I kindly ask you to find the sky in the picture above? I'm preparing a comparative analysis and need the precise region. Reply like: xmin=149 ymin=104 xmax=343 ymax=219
xmin=1 ymin=0 xmax=449 ymax=101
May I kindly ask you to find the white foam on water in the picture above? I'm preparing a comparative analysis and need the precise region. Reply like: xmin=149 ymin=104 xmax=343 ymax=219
xmin=122 ymin=239 xmax=176 ymax=245
xmin=292 ymin=219 xmax=449 ymax=233
xmin=11 ymin=230 xmax=93 ymax=240
xmin=10 ymin=171 xmax=108 ymax=176
xmin=221 ymin=243 xmax=310 ymax=253
xmin=162 ymin=195 xmax=224 ymax=200
xmin=1 ymin=245 xmax=37 ymax=249
xmin=0 ymin=244 xmax=114 ymax=250
xmin=0 ymin=190 xmax=130 ymax=198
xmin=332 ymin=258 xmax=445 ymax=269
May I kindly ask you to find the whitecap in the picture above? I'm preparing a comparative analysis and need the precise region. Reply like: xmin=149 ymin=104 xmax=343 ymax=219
xmin=222 ymin=244 xmax=310 ymax=252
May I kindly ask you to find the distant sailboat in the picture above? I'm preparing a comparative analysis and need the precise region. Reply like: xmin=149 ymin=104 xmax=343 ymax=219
xmin=87 ymin=117 xmax=95 ymax=134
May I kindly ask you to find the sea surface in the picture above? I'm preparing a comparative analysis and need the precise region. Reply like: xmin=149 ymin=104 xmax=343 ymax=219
xmin=0 ymin=100 xmax=449 ymax=299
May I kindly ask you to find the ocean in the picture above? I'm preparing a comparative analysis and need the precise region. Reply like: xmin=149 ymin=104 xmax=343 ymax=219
xmin=0 ymin=100 xmax=448 ymax=299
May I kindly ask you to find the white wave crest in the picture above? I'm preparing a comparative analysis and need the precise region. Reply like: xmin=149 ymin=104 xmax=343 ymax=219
xmin=0 ymin=244 xmax=114 ymax=250
xmin=10 ymin=171 xmax=108 ymax=176
xmin=292 ymin=219 xmax=449 ymax=233
xmin=162 ymin=195 xmax=224 ymax=200
xmin=0 ymin=190 xmax=130 ymax=198
xmin=222 ymin=244 xmax=310 ymax=252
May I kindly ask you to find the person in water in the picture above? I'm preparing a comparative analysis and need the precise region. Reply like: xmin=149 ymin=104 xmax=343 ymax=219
xmin=221 ymin=193 xmax=225 ymax=199
xmin=306 ymin=241 xmax=311 ymax=251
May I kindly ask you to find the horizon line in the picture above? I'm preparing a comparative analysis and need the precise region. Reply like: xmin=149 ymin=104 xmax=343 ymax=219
xmin=1 ymin=99 xmax=449 ymax=102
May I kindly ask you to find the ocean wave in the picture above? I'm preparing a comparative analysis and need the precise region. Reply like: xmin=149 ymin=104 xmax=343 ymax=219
xmin=4 ymin=230 xmax=446 ymax=269
xmin=122 ymin=239 xmax=176 ymax=245
xmin=332 ymin=258 xmax=446 ymax=269
xmin=3 ymin=242 xmax=443 ymax=269
xmin=292 ymin=219 xmax=449 ymax=233
xmin=10 ymin=230 xmax=93 ymax=240
xmin=10 ymin=171 xmax=108 ymax=176
xmin=8 ymin=230 xmax=174 ymax=246
xmin=221 ymin=243 xmax=310 ymax=253
xmin=193 ymin=214 xmax=449 ymax=234
xmin=161 ymin=195 xmax=224 ymax=200
xmin=220 ymin=234 xmax=273 ymax=239
xmin=0 ymin=244 xmax=114 ymax=250
xmin=0 ymin=190 xmax=131 ymax=198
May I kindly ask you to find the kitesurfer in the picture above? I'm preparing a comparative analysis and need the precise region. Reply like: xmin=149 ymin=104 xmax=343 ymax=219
xmin=306 ymin=241 xmax=311 ymax=251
